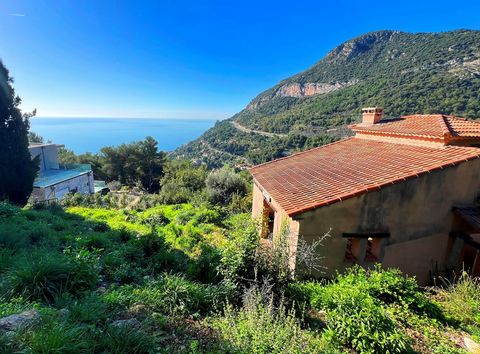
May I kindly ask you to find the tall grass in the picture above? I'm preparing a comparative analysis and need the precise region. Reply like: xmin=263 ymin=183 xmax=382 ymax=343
xmin=8 ymin=251 xmax=97 ymax=303
xmin=435 ymin=272 xmax=480 ymax=327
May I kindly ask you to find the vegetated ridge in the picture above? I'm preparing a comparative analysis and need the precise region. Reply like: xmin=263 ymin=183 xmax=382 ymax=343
xmin=172 ymin=29 xmax=480 ymax=167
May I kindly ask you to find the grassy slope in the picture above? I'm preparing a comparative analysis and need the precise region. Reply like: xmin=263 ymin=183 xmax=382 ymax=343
xmin=0 ymin=202 xmax=479 ymax=353
xmin=173 ymin=29 xmax=480 ymax=167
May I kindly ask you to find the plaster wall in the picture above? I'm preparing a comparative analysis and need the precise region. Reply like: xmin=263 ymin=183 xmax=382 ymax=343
xmin=29 ymin=145 xmax=60 ymax=172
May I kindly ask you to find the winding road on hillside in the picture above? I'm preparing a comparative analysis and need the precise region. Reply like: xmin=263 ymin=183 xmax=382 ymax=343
xmin=230 ymin=121 xmax=287 ymax=138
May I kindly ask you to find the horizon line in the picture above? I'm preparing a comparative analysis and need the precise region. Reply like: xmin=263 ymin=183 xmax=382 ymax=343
xmin=33 ymin=115 xmax=224 ymax=120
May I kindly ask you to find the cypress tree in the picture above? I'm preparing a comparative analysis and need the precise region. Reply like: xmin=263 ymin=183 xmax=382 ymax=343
xmin=0 ymin=60 xmax=39 ymax=205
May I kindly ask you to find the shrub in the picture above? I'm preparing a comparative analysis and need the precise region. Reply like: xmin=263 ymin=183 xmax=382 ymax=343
xmin=187 ymin=245 xmax=222 ymax=283
xmin=206 ymin=168 xmax=248 ymax=206
xmin=212 ymin=291 xmax=328 ymax=354
xmin=174 ymin=209 xmax=196 ymax=225
xmin=192 ymin=208 xmax=221 ymax=225
xmin=76 ymin=232 xmax=112 ymax=251
xmin=289 ymin=267 xmax=414 ymax=353
xmin=219 ymin=214 xmax=259 ymax=283
xmin=319 ymin=284 xmax=409 ymax=353
xmin=326 ymin=266 xmax=438 ymax=316
xmin=158 ymin=182 xmax=192 ymax=204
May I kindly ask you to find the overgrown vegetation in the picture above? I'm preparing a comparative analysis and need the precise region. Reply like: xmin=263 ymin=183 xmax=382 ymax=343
xmin=0 ymin=200 xmax=479 ymax=353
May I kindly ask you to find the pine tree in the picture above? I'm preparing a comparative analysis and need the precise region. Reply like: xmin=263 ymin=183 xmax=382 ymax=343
xmin=0 ymin=61 xmax=39 ymax=205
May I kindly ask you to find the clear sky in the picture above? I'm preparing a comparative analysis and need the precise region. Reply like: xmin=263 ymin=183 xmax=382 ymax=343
xmin=1 ymin=0 xmax=479 ymax=119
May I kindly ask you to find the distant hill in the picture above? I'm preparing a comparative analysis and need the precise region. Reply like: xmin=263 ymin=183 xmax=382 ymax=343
xmin=172 ymin=29 xmax=480 ymax=167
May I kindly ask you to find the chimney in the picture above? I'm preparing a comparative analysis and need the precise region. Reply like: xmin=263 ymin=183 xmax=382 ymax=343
xmin=362 ymin=107 xmax=383 ymax=124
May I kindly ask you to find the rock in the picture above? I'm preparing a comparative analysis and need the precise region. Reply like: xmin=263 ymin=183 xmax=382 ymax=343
xmin=57 ymin=308 xmax=70 ymax=319
xmin=464 ymin=336 xmax=480 ymax=353
xmin=111 ymin=318 xmax=141 ymax=329
xmin=0 ymin=310 xmax=40 ymax=332
xmin=128 ymin=303 xmax=148 ymax=320
xmin=97 ymin=286 xmax=107 ymax=293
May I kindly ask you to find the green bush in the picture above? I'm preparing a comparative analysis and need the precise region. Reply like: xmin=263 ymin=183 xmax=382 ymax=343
xmin=327 ymin=266 xmax=440 ymax=316
xmin=289 ymin=267 xmax=415 ymax=353
xmin=319 ymin=285 xmax=408 ymax=353
xmin=206 ymin=167 xmax=248 ymax=206
xmin=219 ymin=214 xmax=259 ymax=283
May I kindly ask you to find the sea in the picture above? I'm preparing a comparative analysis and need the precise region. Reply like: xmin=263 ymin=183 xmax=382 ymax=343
xmin=29 ymin=117 xmax=217 ymax=154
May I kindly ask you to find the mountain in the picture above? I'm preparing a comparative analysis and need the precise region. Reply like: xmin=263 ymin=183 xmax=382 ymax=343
xmin=172 ymin=29 xmax=480 ymax=167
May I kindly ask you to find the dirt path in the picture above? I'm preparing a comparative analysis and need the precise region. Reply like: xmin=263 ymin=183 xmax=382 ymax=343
xmin=231 ymin=121 xmax=287 ymax=138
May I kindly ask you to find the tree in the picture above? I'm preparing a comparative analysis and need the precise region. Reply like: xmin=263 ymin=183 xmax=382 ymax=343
xmin=100 ymin=137 xmax=165 ymax=193
xmin=135 ymin=137 xmax=166 ymax=193
xmin=28 ymin=131 xmax=44 ymax=143
xmin=0 ymin=61 xmax=39 ymax=205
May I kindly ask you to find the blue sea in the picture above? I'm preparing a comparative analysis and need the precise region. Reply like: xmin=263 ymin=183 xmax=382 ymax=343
xmin=30 ymin=117 xmax=217 ymax=154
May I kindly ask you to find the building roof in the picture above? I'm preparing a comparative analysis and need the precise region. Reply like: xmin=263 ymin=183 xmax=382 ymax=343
xmin=34 ymin=165 xmax=92 ymax=188
xmin=249 ymin=137 xmax=480 ymax=216
xmin=28 ymin=143 xmax=64 ymax=149
xmin=350 ymin=114 xmax=480 ymax=142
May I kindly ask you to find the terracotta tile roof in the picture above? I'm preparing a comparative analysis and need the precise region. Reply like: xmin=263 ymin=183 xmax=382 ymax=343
xmin=249 ymin=138 xmax=480 ymax=216
xmin=350 ymin=114 xmax=480 ymax=141
xmin=444 ymin=116 xmax=480 ymax=138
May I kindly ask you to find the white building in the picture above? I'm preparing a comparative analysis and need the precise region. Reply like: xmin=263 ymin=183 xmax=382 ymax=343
xmin=29 ymin=143 xmax=95 ymax=202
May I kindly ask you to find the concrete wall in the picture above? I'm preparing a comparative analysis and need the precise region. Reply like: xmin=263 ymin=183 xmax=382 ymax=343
xmin=29 ymin=145 xmax=60 ymax=172
xmin=253 ymin=158 xmax=480 ymax=285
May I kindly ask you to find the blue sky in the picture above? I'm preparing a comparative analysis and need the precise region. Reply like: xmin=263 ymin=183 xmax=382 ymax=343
xmin=1 ymin=0 xmax=479 ymax=119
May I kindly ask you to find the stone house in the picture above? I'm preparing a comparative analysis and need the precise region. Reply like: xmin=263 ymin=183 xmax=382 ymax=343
xmin=249 ymin=108 xmax=480 ymax=284
xmin=29 ymin=143 xmax=95 ymax=202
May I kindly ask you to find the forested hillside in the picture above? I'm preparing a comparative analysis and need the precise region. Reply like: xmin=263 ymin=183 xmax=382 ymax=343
xmin=173 ymin=29 xmax=480 ymax=167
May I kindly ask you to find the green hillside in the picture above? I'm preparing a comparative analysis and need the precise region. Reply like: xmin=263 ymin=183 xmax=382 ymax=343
xmin=173 ymin=29 xmax=480 ymax=167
